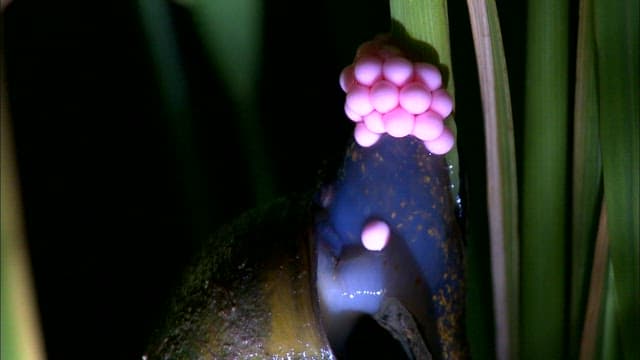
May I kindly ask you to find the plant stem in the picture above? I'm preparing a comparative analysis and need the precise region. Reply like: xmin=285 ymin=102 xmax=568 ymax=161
xmin=389 ymin=0 xmax=460 ymax=197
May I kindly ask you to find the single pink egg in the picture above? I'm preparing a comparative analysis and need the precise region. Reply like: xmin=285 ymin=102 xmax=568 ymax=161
xmin=413 ymin=111 xmax=444 ymax=141
xmin=361 ymin=219 xmax=390 ymax=251
xmin=399 ymin=82 xmax=432 ymax=114
xmin=364 ymin=111 xmax=386 ymax=134
xmin=382 ymin=56 xmax=413 ymax=86
xmin=424 ymin=127 xmax=455 ymax=155
xmin=354 ymin=56 xmax=383 ymax=86
xmin=344 ymin=103 xmax=363 ymax=122
xmin=339 ymin=65 xmax=356 ymax=92
xmin=383 ymin=107 xmax=415 ymax=138
xmin=414 ymin=63 xmax=442 ymax=90
xmin=346 ymin=85 xmax=374 ymax=116
xmin=370 ymin=80 xmax=399 ymax=113
xmin=429 ymin=89 xmax=454 ymax=118
xmin=354 ymin=122 xmax=381 ymax=147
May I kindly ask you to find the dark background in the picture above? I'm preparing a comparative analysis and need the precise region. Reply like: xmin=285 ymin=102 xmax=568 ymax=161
xmin=3 ymin=0 xmax=526 ymax=358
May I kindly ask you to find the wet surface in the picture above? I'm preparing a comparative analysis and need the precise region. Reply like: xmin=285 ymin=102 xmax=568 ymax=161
xmin=315 ymin=135 xmax=467 ymax=359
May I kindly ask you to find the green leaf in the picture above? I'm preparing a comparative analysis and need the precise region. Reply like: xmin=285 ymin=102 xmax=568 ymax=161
xmin=578 ymin=202 xmax=608 ymax=360
xmin=598 ymin=262 xmax=623 ymax=360
xmin=136 ymin=0 xmax=210 ymax=237
xmin=183 ymin=0 xmax=275 ymax=204
xmin=465 ymin=1 xmax=519 ymax=359
xmin=593 ymin=0 xmax=640 ymax=358
xmin=1 ymin=71 xmax=46 ymax=360
xmin=520 ymin=0 xmax=570 ymax=358
xmin=570 ymin=0 xmax=603 ymax=357
xmin=389 ymin=0 xmax=460 ymax=198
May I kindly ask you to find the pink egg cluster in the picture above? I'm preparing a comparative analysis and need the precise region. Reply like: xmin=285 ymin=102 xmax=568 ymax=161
xmin=340 ymin=37 xmax=455 ymax=155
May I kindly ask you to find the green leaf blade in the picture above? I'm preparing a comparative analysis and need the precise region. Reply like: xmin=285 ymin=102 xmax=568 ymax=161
xmin=520 ymin=0 xmax=570 ymax=358
xmin=593 ymin=0 xmax=640 ymax=358
xmin=465 ymin=1 xmax=519 ymax=359
xmin=570 ymin=0 xmax=603 ymax=357
xmin=389 ymin=0 xmax=460 ymax=198
xmin=187 ymin=0 xmax=276 ymax=204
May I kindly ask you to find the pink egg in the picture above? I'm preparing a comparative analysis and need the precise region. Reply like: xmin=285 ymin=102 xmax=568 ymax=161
xmin=399 ymin=82 xmax=432 ymax=114
xmin=382 ymin=57 xmax=413 ymax=86
xmin=354 ymin=56 xmax=383 ymax=86
xmin=354 ymin=122 xmax=381 ymax=147
xmin=370 ymin=80 xmax=399 ymax=113
xmin=429 ymin=89 xmax=454 ymax=118
xmin=383 ymin=107 xmax=415 ymax=138
xmin=339 ymin=65 xmax=356 ymax=92
xmin=413 ymin=111 xmax=444 ymax=141
xmin=346 ymin=85 xmax=374 ymax=116
xmin=361 ymin=219 xmax=390 ymax=251
xmin=364 ymin=111 xmax=385 ymax=133
xmin=414 ymin=63 xmax=442 ymax=90
xmin=424 ymin=127 xmax=455 ymax=155
xmin=344 ymin=103 xmax=363 ymax=122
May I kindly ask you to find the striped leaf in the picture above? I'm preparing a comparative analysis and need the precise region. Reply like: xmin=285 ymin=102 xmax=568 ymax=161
xmin=570 ymin=0 xmax=603 ymax=357
xmin=593 ymin=0 xmax=640 ymax=358
xmin=465 ymin=1 xmax=519 ymax=359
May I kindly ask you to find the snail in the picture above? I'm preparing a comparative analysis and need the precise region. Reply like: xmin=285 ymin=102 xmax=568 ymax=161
xmin=144 ymin=36 xmax=467 ymax=359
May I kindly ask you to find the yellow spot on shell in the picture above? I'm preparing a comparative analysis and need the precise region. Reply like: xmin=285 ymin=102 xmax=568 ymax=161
xmin=264 ymin=244 xmax=328 ymax=357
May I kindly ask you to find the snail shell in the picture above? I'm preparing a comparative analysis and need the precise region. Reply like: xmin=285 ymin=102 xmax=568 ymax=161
xmin=145 ymin=136 xmax=467 ymax=359
xmin=144 ymin=196 xmax=333 ymax=359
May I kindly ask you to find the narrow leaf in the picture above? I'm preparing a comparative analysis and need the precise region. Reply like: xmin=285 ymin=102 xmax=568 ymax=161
xmin=186 ymin=0 xmax=275 ymax=204
xmin=593 ymin=0 xmax=640 ymax=358
xmin=570 ymin=0 xmax=603 ymax=357
xmin=521 ymin=0 xmax=570 ymax=357
xmin=136 ymin=0 xmax=210 ymax=237
xmin=389 ymin=0 xmax=460 ymax=197
xmin=1 ymin=63 xmax=46 ymax=360
xmin=579 ymin=201 xmax=608 ymax=360
xmin=465 ymin=1 xmax=519 ymax=359
xmin=598 ymin=262 xmax=623 ymax=360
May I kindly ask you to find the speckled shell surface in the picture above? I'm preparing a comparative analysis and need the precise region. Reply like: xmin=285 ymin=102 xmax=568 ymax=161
xmin=315 ymin=135 xmax=467 ymax=359
xmin=145 ymin=136 xmax=467 ymax=359
xmin=144 ymin=196 xmax=333 ymax=359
